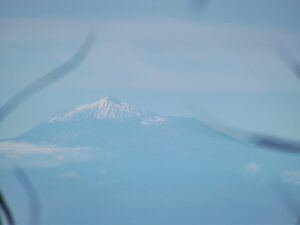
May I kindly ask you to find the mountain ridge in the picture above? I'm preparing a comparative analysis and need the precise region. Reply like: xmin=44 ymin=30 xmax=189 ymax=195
xmin=48 ymin=96 xmax=167 ymax=127
xmin=14 ymin=96 xmax=235 ymax=150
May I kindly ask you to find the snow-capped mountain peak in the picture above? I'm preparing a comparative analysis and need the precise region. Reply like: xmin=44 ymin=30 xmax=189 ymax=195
xmin=48 ymin=96 xmax=166 ymax=126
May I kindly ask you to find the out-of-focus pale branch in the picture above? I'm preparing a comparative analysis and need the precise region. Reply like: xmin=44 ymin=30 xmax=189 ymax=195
xmin=14 ymin=167 xmax=41 ymax=225
xmin=0 ymin=34 xmax=95 ymax=123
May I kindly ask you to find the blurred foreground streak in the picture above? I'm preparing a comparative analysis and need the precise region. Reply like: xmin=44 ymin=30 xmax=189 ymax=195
xmin=278 ymin=47 xmax=300 ymax=80
xmin=187 ymin=42 xmax=300 ymax=153
xmin=271 ymin=184 xmax=300 ymax=225
xmin=0 ymin=34 xmax=95 ymax=123
xmin=206 ymin=47 xmax=300 ymax=153
xmin=0 ymin=192 xmax=15 ymax=225
xmin=0 ymin=34 xmax=95 ymax=224
xmin=188 ymin=103 xmax=300 ymax=153
xmin=189 ymin=0 xmax=210 ymax=12
xmin=14 ymin=167 xmax=41 ymax=225
xmin=203 ymin=119 xmax=300 ymax=153
xmin=227 ymin=126 xmax=300 ymax=153
xmin=0 ymin=167 xmax=41 ymax=225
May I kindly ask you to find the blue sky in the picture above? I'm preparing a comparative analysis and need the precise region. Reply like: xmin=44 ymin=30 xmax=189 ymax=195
xmin=1 ymin=2 xmax=300 ymax=224
xmin=0 ymin=0 xmax=300 ymax=139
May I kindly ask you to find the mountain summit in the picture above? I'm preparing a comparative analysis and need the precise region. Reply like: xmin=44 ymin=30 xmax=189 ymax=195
xmin=16 ymin=96 xmax=220 ymax=148
xmin=48 ymin=96 xmax=166 ymax=125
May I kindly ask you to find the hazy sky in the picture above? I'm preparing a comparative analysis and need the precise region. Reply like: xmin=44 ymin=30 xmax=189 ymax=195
xmin=0 ymin=2 xmax=300 ymax=224
xmin=0 ymin=0 xmax=300 ymax=139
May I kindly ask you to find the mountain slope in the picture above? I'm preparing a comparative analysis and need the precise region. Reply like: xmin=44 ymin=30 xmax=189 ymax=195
xmin=48 ymin=96 xmax=164 ymax=123
xmin=3 ymin=97 xmax=300 ymax=225
xmin=15 ymin=96 xmax=235 ymax=151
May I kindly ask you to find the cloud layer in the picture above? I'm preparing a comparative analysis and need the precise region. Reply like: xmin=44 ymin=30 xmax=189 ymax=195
xmin=0 ymin=141 xmax=91 ymax=167
xmin=282 ymin=170 xmax=300 ymax=186
xmin=245 ymin=161 xmax=260 ymax=175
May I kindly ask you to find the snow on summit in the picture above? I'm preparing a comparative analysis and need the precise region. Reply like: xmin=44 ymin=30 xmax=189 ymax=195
xmin=49 ymin=96 xmax=167 ymax=125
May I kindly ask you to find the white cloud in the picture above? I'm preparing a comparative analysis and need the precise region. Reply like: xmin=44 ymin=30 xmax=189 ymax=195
xmin=282 ymin=170 xmax=300 ymax=186
xmin=0 ymin=141 xmax=91 ymax=168
xmin=60 ymin=171 xmax=80 ymax=180
xmin=244 ymin=161 xmax=260 ymax=175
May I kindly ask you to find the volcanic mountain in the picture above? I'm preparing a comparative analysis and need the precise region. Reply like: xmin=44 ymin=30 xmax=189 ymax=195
xmin=2 ymin=97 xmax=299 ymax=225
xmin=15 ymin=96 xmax=235 ymax=151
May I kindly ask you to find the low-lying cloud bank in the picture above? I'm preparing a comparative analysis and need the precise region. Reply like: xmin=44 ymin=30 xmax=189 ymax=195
xmin=244 ymin=161 xmax=261 ymax=175
xmin=282 ymin=170 xmax=300 ymax=186
xmin=0 ymin=141 xmax=91 ymax=168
